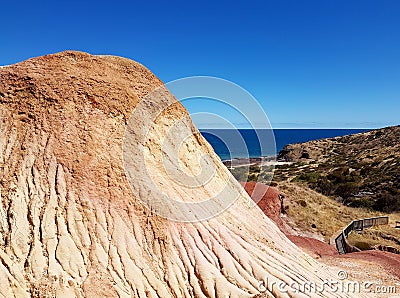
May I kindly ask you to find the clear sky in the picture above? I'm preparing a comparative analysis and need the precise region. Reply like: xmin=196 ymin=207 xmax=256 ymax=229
xmin=1 ymin=0 xmax=399 ymax=128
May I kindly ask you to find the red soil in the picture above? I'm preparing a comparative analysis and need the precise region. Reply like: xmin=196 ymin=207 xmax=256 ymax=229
xmin=286 ymin=235 xmax=338 ymax=257
xmin=241 ymin=182 xmax=337 ymax=257
xmin=239 ymin=182 xmax=287 ymax=232
xmin=338 ymin=250 xmax=400 ymax=279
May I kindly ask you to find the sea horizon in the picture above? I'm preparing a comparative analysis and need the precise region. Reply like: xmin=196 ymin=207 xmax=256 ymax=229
xmin=200 ymin=128 xmax=372 ymax=160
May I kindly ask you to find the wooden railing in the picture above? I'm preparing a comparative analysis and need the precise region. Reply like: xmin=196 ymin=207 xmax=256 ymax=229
xmin=334 ymin=216 xmax=389 ymax=254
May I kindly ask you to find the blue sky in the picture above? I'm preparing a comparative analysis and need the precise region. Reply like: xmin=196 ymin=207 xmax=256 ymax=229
xmin=1 ymin=0 xmax=399 ymax=128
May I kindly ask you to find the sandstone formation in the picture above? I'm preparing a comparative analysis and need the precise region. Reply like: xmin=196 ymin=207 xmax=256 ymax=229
xmin=0 ymin=51 xmax=354 ymax=297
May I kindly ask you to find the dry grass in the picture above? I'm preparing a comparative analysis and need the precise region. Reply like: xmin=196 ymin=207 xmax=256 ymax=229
xmin=347 ymin=220 xmax=400 ymax=251
xmin=278 ymin=181 xmax=400 ymax=245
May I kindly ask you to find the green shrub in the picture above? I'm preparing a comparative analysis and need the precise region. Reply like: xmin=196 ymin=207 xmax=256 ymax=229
xmin=348 ymin=197 xmax=375 ymax=209
xmin=260 ymin=172 xmax=273 ymax=182
xmin=297 ymin=200 xmax=307 ymax=207
xmin=353 ymin=241 xmax=372 ymax=251
xmin=293 ymin=172 xmax=321 ymax=183
xmin=374 ymin=194 xmax=400 ymax=212
xmin=314 ymin=177 xmax=334 ymax=195
xmin=247 ymin=173 xmax=258 ymax=182
xmin=336 ymin=182 xmax=359 ymax=201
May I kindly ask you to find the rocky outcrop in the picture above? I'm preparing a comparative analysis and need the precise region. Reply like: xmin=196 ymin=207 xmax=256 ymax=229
xmin=0 ymin=51 xmax=353 ymax=297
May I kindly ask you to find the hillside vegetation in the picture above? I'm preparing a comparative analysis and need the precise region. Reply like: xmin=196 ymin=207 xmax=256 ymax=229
xmin=275 ymin=126 xmax=400 ymax=212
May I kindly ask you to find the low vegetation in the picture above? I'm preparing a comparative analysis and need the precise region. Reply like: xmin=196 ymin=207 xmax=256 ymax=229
xmin=230 ymin=165 xmax=275 ymax=184
xmin=275 ymin=126 xmax=400 ymax=212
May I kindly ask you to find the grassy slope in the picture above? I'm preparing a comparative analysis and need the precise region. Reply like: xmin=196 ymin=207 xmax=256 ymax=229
xmin=278 ymin=181 xmax=400 ymax=250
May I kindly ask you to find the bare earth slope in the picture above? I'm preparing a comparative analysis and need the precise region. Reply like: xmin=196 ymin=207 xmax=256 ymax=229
xmin=0 ymin=51 xmax=353 ymax=297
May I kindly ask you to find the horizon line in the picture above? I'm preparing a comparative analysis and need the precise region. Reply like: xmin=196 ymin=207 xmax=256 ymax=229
xmin=197 ymin=127 xmax=384 ymax=130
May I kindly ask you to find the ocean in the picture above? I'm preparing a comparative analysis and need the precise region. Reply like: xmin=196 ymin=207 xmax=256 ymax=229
xmin=200 ymin=129 xmax=370 ymax=160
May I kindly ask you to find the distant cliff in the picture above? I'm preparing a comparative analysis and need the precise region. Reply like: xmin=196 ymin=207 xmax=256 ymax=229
xmin=276 ymin=126 xmax=400 ymax=211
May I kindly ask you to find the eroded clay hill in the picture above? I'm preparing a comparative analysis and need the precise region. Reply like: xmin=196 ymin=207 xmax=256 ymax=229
xmin=0 ymin=52 xmax=351 ymax=297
